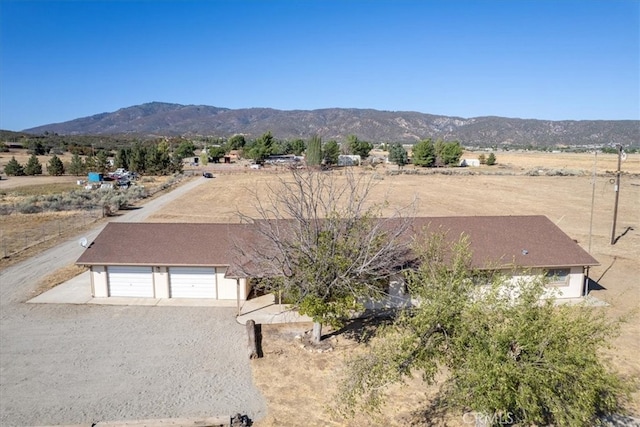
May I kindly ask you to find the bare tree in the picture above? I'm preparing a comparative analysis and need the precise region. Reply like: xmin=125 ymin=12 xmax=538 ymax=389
xmin=236 ymin=168 xmax=416 ymax=344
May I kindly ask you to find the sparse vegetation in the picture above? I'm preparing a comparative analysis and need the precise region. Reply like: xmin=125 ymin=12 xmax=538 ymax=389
xmin=336 ymin=235 xmax=629 ymax=426
xmin=486 ymin=152 xmax=497 ymax=165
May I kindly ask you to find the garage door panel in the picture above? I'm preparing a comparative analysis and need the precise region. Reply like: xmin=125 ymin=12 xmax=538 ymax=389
xmin=108 ymin=266 xmax=154 ymax=297
xmin=169 ymin=267 xmax=216 ymax=298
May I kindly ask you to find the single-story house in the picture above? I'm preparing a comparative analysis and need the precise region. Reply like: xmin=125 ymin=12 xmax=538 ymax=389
xmin=181 ymin=156 xmax=199 ymax=166
xmin=76 ymin=216 xmax=598 ymax=304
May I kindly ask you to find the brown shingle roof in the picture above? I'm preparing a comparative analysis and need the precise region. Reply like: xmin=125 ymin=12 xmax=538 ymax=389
xmin=76 ymin=216 xmax=598 ymax=275
xmin=76 ymin=222 xmax=251 ymax=267
xmin=407 ymin=216 xmax=598 ymax=269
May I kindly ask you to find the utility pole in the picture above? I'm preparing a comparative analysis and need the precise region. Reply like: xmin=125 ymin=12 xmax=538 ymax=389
xmin=610 ymin=144 xmax=623 ymax=245
xmin=588 ymin=151 xmax=597 ymax=253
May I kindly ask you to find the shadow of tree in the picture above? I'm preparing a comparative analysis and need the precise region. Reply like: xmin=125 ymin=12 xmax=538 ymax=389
xmin=326 ymin=309 xmax=398 ymax=343
xmin=613 ymin=226 xmax=634 ymax=244
xmin=404 ymin=393 xmax=453 ymax=426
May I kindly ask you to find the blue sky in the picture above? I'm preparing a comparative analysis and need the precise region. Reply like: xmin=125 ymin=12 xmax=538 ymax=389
xmin=1 ymin=0 xmax=638 ymax=131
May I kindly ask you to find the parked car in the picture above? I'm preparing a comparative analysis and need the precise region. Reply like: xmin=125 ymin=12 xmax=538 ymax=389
xmin=203 ymin=172 xmax=214 ymax=178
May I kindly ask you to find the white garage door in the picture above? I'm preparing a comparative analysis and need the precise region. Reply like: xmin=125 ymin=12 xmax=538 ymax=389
xmin=169 ymin=267 xmax=216 ymax=298
xmin=108 ymin=266 xmax=154 ymax=297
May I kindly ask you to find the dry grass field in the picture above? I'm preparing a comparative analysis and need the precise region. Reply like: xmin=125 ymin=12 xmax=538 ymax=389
xmin=0 ymin=150 xmax=177 ymax=268
xmin=1 ymin=150 xmax=638 ymax=425
xmin=144 ymin=151 xmax=640 ymax=426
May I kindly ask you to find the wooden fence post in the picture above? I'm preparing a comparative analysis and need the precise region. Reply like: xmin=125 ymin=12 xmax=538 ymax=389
xmin=246 ymin=319 xmax=259 ymax=359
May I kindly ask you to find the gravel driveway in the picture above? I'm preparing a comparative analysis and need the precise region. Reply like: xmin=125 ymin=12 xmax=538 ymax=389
xmin=0 ymin=177 xmax=267 ymax=426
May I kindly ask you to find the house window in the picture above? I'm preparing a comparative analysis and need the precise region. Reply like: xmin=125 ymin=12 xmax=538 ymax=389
xmin=545 ymin=268 xmax=570 ymax=286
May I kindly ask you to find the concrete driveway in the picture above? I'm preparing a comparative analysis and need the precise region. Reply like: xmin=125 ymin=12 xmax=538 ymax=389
xmin=0 ymin=177 xmax=267 ymax=426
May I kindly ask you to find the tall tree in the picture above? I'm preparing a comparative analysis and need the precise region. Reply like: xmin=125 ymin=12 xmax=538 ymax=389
xmin=306 ymin=134 xmax=322 ymax=166
xmin=226 ymin=134 xmax=246 ymax=151
xmin=290 ymin=139 xmax=306 ymax=156
xmin=347 ymin=135 xmax=373 ymax=158
xmin=4 ymin=156 xmax=25 ymax=176
xmin=68 ymin=153 xmax=85 ymax=176
xmin=114 ymin=148 xmax=129 ymax=170
xmin=24 ymin=154 xmax=43 ymax=175
xmin=84 ymin=155 xmax=97 ymax=172
xmin=411 ymin=138 xmax=436 ymax=167
xmin=27 ymin=140 xmax=46 ymax=155
xmin=145 ymin=144 xmax=161 ymax=174
xmin=322 ymin=140 xmax=341 ymax=166
xmin=237 ymin=168 xmax=415 ymax=344
xmin=128 ymin=143 xmax=146 ymax=173
xmin=95 ymin=150 xmax=110 ymax=173
xmin=169 ymin=153 xmax=183 ymax=174
xmin=47 ymin=154 xmax=65 ymax=176
xmin=247 ymin=131 xmax=275 ymax=163
xmin=436 ymin=140 xmax=464 ymax=166
xmin=337 ymin=235 xmax=628 ymax=426
xmin=388 ymin=143 xmax=408 ymax=168
xmin=174 ymin=140 xmax=196 ymax=159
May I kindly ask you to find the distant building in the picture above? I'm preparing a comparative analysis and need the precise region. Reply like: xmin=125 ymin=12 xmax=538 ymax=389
xmin=460 ymin=158 xmax=480 ymax=167
xmin=338 ymin=154 xmax=361 ymax=166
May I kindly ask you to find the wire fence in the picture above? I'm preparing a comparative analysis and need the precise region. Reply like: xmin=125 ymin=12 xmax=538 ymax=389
xmin=0 ymin=207 xmax=102 ymax=259
xmin=0 ymin=173 xmax=189 ymax=261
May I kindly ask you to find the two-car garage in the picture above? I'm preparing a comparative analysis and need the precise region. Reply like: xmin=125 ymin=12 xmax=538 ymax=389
xmin=76 ymin=223 xmax=256 ymax=302
xmin=105 ymin=266 xmax=218 ymax=299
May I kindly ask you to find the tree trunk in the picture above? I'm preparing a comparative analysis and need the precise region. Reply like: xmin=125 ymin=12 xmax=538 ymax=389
xmin=311 ymin=321 xmax=323 ymax=344
xmin=246 ymin=319 xmax=259 ymax=359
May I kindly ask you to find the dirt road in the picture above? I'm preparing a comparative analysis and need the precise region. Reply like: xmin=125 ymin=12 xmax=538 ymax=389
xmin=0 ymin=176 xmax=267 ymax=426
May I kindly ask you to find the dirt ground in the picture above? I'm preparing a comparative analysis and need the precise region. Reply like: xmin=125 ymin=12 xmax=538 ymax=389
xmin=141 ymin=151 xmax=640 ymax=426
xmin=0 ymin=172 xmax=180 ymax=269
xmin=1 ymin=175 xmax=271 ymax=427
xmin=2 ymin=151 xmax=638 ymax=425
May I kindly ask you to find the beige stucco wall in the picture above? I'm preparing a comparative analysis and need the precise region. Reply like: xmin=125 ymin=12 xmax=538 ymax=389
xmin=91 ymin=266 xmax=108 ymax=297
xmin=154 ymin=266 xmax=169 ymax=298
xmin=362 ymin=279 xmax=412 ymax=310
xmin=362 ymin=267 xmax=586 ymax=310
xmin=508 ymin=266 xmax=585 ymax=299
xmin=217 ymin=268 xmax=248 ymax=300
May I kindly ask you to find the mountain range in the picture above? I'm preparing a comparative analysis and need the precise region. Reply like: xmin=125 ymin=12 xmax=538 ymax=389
xmin=23 ymin=102 xmax=639 ymax=147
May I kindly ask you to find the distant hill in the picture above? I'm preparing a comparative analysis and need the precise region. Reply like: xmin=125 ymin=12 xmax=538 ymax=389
xmin=22 ymin=102 xmax=639 ymax=147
